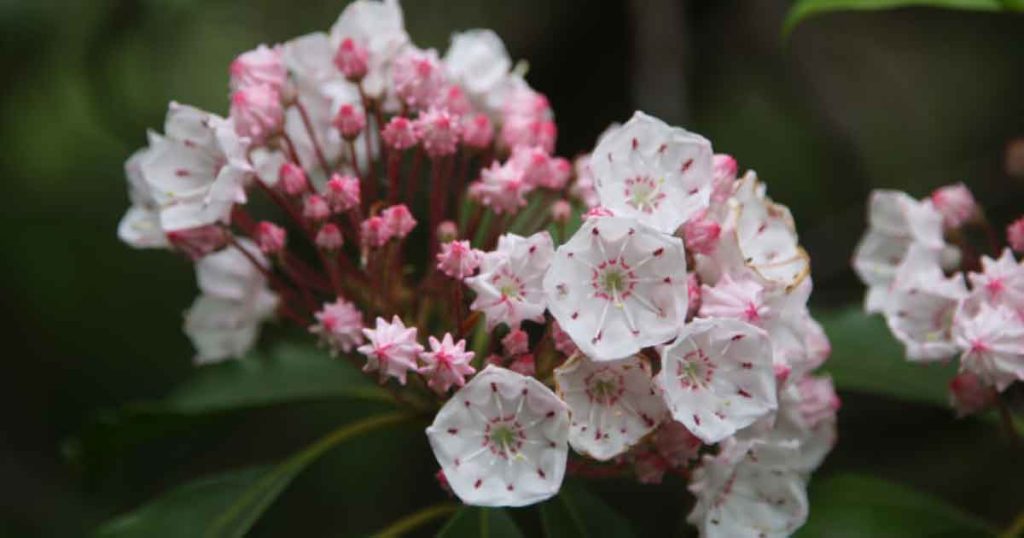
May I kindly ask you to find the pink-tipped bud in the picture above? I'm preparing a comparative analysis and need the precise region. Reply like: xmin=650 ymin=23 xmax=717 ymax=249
xmin=686 ymin=273 xmax=701 ymax=320
xmin=230 ymin=85 xmax=283 ymax=145
xmin=1007 ymin=217 xmax=1024 ymax=254
xmin=551 ymin=199 xmax=572 ymax=223
xmin=303 ymin=194 xmax=330 ymax=221
xmin=440 ymin=85 xmax=472 ymax=116
xmin=508 ymin=354 xmax=536 ymax=376
xmin=931 ymin=182 xmax=977 ymax=229
xmin=436 ymin=239 xmax=482 ymax=280
xmin=279 ymin=162 xmax=308 ymax=196
xmin=166 ymin=225 xmax=228 ymax=260
xmin=255 ymin=221 xmax=287 ymax=254
xmin=325 ymin=174 xmax=360 ymax=212
xmin=229 ymin=45 xmax=286 ymax=92
xmin=583 ymin=206 xmax=614 ymax=220
xmin=315 ymin=223 xmax=344 ymax=250
xmin=333 ymin=38 xmax=368 ymax=82
xmin=682 ymin=210 xmax=721 ymax=255
xmin=485 ymin=354 xmax=504 ymax=367
xmin=949 ymin=371 xmax=995 ymax=417
xmin=711 ymin=153 xmax=737 ymax=204
xmin=381 ymin=116 xmax=419 ymax=151
xmin=435 ymin=469 xmax=453 ymax=496
xmin=551 ymin=320 xmax=578 ymax=357
xmin=391 ymin=48 xmax=446 ymax=110
xmin=461 ymin=113 xmax=494 ymax=150
xmin=796 ymin=376 xmax=841 ymax=427
xmin=774 ymin=363 xmax=792 ymax=384
xmin=333 ymin=104 xmax=366 ymax=140
xmin=436 ymin=221 xmax=458 ymax=243
xmin=360 ymin=216 xmax=392 ymax=248
xmin=502 ymin=329 xmax=530 ymax=356
xmin=415 ymin=107 xmax=462 ymax=158
xmin=380 ymin=204 xmax=417 ymax=239
xmin=501 ymin=117 xmax=556 ymax=153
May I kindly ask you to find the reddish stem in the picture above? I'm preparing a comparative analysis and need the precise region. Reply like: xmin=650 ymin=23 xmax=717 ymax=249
xmin=295 ymin=98 xmax=331 ymax=174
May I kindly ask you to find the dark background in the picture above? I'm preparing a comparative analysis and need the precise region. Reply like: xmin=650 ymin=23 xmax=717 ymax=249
xmin=1 ymin=0 xmax=1022 ymax=535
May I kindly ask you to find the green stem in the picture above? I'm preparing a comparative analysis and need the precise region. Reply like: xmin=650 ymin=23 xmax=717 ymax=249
xmin=372 ymin=503 xmax=460 ymax=537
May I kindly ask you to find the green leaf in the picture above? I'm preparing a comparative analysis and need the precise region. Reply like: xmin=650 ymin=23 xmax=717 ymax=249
xmin=152 ymin=342 xmax=392 ymax=415
xmin=796 ymin=473 xmax=995 ymax=537
xmin=816 ymin=308 xmax=957 ymax=407
xmin=436 ymin=507 xmax=524 ymax=538
xmin=95 ymin=412 xmax=415 ymax=538
xmin=540 ymin=482 xmax=636 ymax=538
xmin=783 ymin=0 xmax=1021 ymax=36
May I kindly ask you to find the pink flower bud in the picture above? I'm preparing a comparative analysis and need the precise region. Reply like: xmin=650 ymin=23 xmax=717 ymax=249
xmin=551 ymin=199 xmax=572 ymax=223
xmin=361 ymin=216 xmax=392 ymax=248
xmin=392 ymin=48 xmax=446 ymax=110
xmin=682 ymin=211 xmax=721 ymax=255
xmin=502 ymin=329 xmax=530 ymax=356
xmin=461 ymin=114 xmax=494 ymax=150
xmin=632 ymin=450 xmax=668 ymax=485
xmin=508 ymin=353 xmax=535 ymax=376
xmin=325 ymin=174 xmax=360 ymax=212
xmin=303 ymin=194 xmax=330 ymax=221
xmin=485 ymin=354 xmax=504 ymax=367
xmin=440 ymin=85 xmax=471 ymax=116
xmin=774 ymin=363 xmax=792 ymax=384
xmin=686 ymin=273 xmax=701 ymax=320
xmin=333 ymin=38 xmax=368 ymax=82
xmin=949 ymin=371 xmax=995 ymax=417
xmin=230 ymin=85 xmax=283 ymax=145
xmin=381 ymin=116 xmax=419 ymax=151
xmin=711 ymin=153 xmax=737 ymax=204
xmin=229 ymin=45 xmax=286 ymax=92
xmin=436 ymin=221 xmax=458 ymax=243
xmin=1007 ymin=217 xmax=1024 ymax=254
xmin=501 ymin=117 xmax=556 ymax=153
xmin=380 ymin=204 xmax=417 ymax=238
xmin=415 ymin=107 xmax=462 ymax=158
xmin=166 ymin=225 xmax=229 ymax=260
xmin=653 ymin=421 xmax=701 ymax=467
xmin=551 ymin=320 xmax=578 ymax=356
xmin=315 ymin=223 xmax=344 ymax=250
xmin=796 ymin=376 xmax=841 ymax=427
xmin=436 ymin=240 xmax=482 ymax=279
xmin=930 ymin=182 xmax=977 ymax=228
xmin=255 ymin=221 xmax=287 ymax=254
xmin=583 ymin=206 xmax=614 ymax=220
xmin=333 ymin=104 xmax=366 ymax=140
xmin=279 ymin=162 xmax=308 ymax=196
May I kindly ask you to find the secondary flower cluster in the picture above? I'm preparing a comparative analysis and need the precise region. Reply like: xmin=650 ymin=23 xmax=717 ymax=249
xmin=117 ymin=2 xmax=837 ymax=536
xmin=853 ymin=184 xmax=1024 ymax=416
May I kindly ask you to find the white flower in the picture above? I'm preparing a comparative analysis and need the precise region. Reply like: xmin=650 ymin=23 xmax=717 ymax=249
xmin=185 ymin=239 xmax=278 ymax=364
xmin=656 ymin=318 xmax=777 ymax=444
xmin=554 ymin=354 xmax=667 ymax=461
xmin=884 ymin=244 xmax=967 ymax=362
xmin=443 ymin=29 xmax=512 ymax=113
xmin=329 ymin=0 xmax=410 ymax=99
xmin=426 ymin=365 xmax=570 ymax=507
xmin=688 ymin=438 xmax=809 ymax=538
xmin=118 ymin=132 xmax=170 ymax=249
xmin=770 ymin=375 xmax=840 ymax=474
xmin=466 ymin=231 xmax=554 ymax=330
xmin=590 ymin=111 xmax=713 ymax=234
xmin=140 ymin=103 xmax=251 ymax=232
xmin=953 ymin=301 xmax=1024 ymax=391
xmin=966 ymin=249 xmax=1024 ymax=312
xmin=543 ymin=216 xmax=689 ymax=361
xmin=853 ymin=189 xmax=947 ymax=313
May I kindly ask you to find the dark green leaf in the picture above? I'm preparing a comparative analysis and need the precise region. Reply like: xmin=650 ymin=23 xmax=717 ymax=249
xmin=796 ymin=473 xmax=995 ymax=537
xmin=436 ymin=507 xmax=524 ymax=538
xmin=540 ymin=482 xmax=636 ymax=538
xmin=94 ymin=412 xmax=415 ymax=538
xmin=816 ymin=308 xmax=957 ymax=407
xmin=783 ymin=0 xmax=1021 ymax=36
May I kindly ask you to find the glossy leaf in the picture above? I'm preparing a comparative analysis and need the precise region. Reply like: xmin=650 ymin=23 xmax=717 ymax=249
xmin=797 ymin=474 xmax=994 ymax=537
xmin=784 ymin=0 xmax=1023 ymax=36
xmin=95 ymin=412 xmax=414 ymax=538
xmin=816 ymin=308 xmax=957 ymax=407
xmin=436 ymin=507 xmax=524 ymax=538
xmin=540 ymin=482 xmax=636 ymax=538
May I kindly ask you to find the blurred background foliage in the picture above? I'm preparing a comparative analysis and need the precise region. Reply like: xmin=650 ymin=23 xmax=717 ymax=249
xmin=0 ymin=0 xmax=1022 ymax=536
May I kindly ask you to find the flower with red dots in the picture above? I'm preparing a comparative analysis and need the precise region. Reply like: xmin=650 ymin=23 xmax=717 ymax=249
xmin=466 ymin=232 xmax=553 ymax=330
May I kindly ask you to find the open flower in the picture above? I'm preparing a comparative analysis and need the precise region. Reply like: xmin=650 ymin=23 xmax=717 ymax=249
xmin=466 ymin=232 xmax=553 ymax=330
xmin=554 ymin=353 xmax=667 ymax=460
xmin=590 ymin=111 xmax=713 ymax=234
xmin=656 ymin=318 xmax=777 ymax=444
xmin=426 ymin=365 xmax=570 ymax=507
xmin=118 ymin=134 xmax=170 ymax=249
xmin=543 ymin=216 xmax=689 ymax=361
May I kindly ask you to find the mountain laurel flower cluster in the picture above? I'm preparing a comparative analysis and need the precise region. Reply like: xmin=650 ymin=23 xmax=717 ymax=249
xmin=853 ymin=184 xmax=1024 ymax=417
xmin=117 ymin=1 xmax=836 ymax=535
